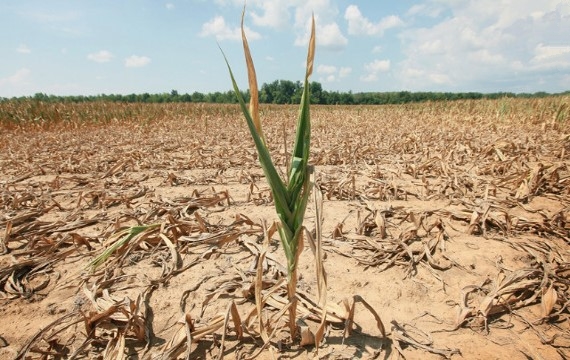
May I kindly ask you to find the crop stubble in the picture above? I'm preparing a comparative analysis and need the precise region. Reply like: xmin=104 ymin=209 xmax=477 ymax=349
xmin=0 ymin=98 xmax=569 ymax=359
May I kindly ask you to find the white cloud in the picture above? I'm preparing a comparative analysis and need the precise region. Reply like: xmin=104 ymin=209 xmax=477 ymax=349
xmin=532 ymin=43 xmax=570 ymax=62
xmin=398 ymin=0 xmax=570 ymax=91
xmin=529 ymin=43 xmax=570 ymax=71
xmin=0 ymin=68 xmax=31 ymax=87
xmin=87 ymin=50 xmax=114 ymax=63
xmin=244 ymin=0 xmax=348 ymax=51
xmin=318 ymin=65 xmax=337 ymax=74
xmin=17 ymin=44 xmax=31 ymax=54
xmin=250 ymin=0 xmax=291 ymax=29
xmin=200 ymin=15 xmax=261 ymax=41
xmin=469 ymin=49 xmax=506 ymax=65
xmin=418 ymin=39 xmax=443 ymax=55
xmin=295 ymin=20 xmax=347 ymax=51
xmin=242 ymin=0 xmax=342 ymax=32
xmin=345 ymin=5 xmax=404 ymax=36
xmin=367 ymin=59 xmax=390 ymax=72
xmin=361 ymin=59 xmax=390 ymax=82
xmin=293 ymin=0 xmax=339 ymax=29
xmin=339 ymin=67 xmax=352 ymax=77
xmin=428 ymin=73 xmax=451 ymax=85
xmin=317 ymin=64 xmax=352 ymax=82
xmin=407 ymin=4 xmax=425 ymax=17
xmin=406 ymin=3 xmax=444 ymax=18
xmin=124 ymin=55 xmax=151 ymax=68
xmin=208 ymin=1 xmax=348 ymax=51
xmin=401 ymin=67 xmax=450 ymax=85
xmin=291 ymin=0 xmax=348 ymax=51
xmin=165 ymin=3 xmax=174 ymax=10
xmin=403 ymin=68 xmax=423 ymax=78
xmin=319 ymin=22 xmax=348 ymax=51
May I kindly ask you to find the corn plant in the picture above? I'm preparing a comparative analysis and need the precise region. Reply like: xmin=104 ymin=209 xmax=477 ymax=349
xmin=221 ymin=11 xmax=315 ymax=339
xmin=87 ymin=223 xmax=161 ymax=271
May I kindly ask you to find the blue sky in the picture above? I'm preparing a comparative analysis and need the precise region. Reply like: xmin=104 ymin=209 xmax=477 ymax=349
xmin=1 ymin=0 xmax=569 ymax=97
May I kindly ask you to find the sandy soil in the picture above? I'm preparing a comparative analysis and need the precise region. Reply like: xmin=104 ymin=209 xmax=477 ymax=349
xmin=0 ymin=102 xmax=569 ymax=359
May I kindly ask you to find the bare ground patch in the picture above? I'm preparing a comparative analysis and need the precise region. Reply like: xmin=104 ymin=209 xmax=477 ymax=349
xmin=1 ymin=100 xmax=569 ymax=359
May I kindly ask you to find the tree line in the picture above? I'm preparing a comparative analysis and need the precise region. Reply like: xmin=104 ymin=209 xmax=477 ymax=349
xmin=3 ymin=80 xmax=568 ymax=105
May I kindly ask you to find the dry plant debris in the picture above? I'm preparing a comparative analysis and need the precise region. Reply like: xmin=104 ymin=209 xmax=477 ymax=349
xmin=0 ymin=95 xmax=569 ymax=359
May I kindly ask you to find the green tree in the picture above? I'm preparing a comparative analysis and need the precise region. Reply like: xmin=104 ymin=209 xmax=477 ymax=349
xmin=191 ymin=91 xmax=206 ymax=103
xmin=310 ymin=81 xmax=323 ymax=104
xmin=169 ymin=89 xmax=179 ymax=102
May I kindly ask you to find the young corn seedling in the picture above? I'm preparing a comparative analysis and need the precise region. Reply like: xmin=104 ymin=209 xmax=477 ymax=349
xmin=87 ymin=223 xmax=161 ymax=271
xmin=221 ymin=11 xmax=315 ymax=340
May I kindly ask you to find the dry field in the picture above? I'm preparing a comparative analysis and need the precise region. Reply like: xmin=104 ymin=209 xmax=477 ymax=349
xmin=0 ymin=98 xmax=569 ymax=359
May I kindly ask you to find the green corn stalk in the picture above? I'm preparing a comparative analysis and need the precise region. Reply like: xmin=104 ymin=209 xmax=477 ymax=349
xmin=87 ymin=223 xmax=161 ymax=271
xmin=221 ymin=10 xmax=315 ymax=340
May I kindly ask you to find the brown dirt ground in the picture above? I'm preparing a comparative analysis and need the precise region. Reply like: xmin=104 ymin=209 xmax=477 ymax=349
xmin=1 ymin=101 xmax=569 ymax=359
